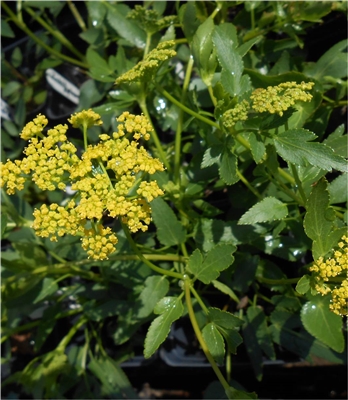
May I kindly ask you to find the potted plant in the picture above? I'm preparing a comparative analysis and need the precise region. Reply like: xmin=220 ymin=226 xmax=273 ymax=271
xmin=1 ymin=1 xmax=347 ymax=399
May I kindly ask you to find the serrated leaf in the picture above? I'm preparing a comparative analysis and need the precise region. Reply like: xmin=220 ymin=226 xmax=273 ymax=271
xmin=246 ymin=132 xmax=266 ymax=164
xmin=144 ymin=297 xmax=183 ymax=358
xmin=208 ymin=307 xmax=244 ymax=329
xmin=219 ymin=150 xmax=239 ymax=185
xmin=187 ymin=244 xmax=236 ymax=284
xmin=151 ymin=197 xmax=186 ymax=246
xmin=213 ymin=24 xmax=244 ymax=96
xmin=238 ymin=197 xmax=288 ymax=225
xmin=202 ymin=323 xmax=225 ymax=365
xmin=301 ymin=296 xmax=344 ymax=353
xmin=328 ymin=174 xmax=348 ymax=204
xmin=274 ymin=129 xmax=348 ymax=173
xmin=295 ymin=275 xmax=311 ymax=295
xmin=303 ymin=178 xmax=335 ymax=259
xmin=201 ymin=145 xmax=223 ymax=168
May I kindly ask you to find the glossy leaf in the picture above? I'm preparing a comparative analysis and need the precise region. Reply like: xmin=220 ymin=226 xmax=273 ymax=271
xmin=274 ymin=129 xmax=348 ymax=172
xmin=202 ymin=323 xmax=225 ymax=365
xmin=192 ymin=17 xmax=217 ymax=85
xmin=301 ymin=295 xmax=345 ymax=353
xmin=187 ymin=244 xmax=236 ymax=284
xmin=151 ymin=197 xmax=186 ymax=246
xmin=213 ymin=24 xmax=244 ymax=96
xmin=238 ymin=197 xmax=288 ymax=225
xmin=144 ymin=297 xmax=184 ymax=358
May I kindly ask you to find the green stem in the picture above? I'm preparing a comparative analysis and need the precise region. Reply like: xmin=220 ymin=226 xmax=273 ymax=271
xmin=24 ymin=6 xmax=86 ymax=60
xmin=82 ymin=121 xmax=89 ymax=150
xmin=174 ymin=55 xmax=194 ymax=183
xmin=121 ymin=222 xmax=183 ymax=279
xmin=184 ymin=278 xmax=230 ymax=392
xmin=207 ymin=84 xmax=217 ymax=107
xmin=236 ymin=170 xmax=262 ymax=199
xmin=67 ymin=0 xmax=87 ymax=31
xmin=56 ymin=315 xmax=87 ymax=352
xmin=190 ymin=285 xmax=209 ymax=314
xmin=156 ymin=84 xmax=221 ymax=130
xmin=1 ymin=308 xmax=82 ymax=344
xmin=144 ymin=33 xmax=153 ymax=58
xmin=138 ymin=95 xmax=171 ymax=171
xmin=2 ymin=2 xmax=88 ymax=69
xmin=290 ymin=163 xmax=307 ymax=204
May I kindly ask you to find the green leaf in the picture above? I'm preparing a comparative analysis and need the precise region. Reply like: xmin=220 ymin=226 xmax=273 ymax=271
xmin=213 ymin=24 xmax=244 ymax=96
xmin=33 ymin=277 xmax=59 ymax=304
xmin=225 ymin=386 xmax=258 ymax=400
xmin=246 ymin=307 xmax=275 ymax=360
xmin=295 ymin=275 xmax=311 ymax=295
xmin=1 ymin=19 xmax=15 ymax=38
xmin=208 ymin=307 xmax=244 ymax=329
xmin=303 ymin=178 xmax=336 ymax=259
xmin=192 ymin=17 xmax=217 ymax=86
xmin=202 ymin=323 xmax=225 ymax=365
xmin=270 ymin=310 xmax=345 ymax=365
xmin=187 ymin=244 xmax=236 ymax=284
xmin=274 ymin=129 xmax=348 ymax=173
xmin=329 ymin=174 xmax=348 ymax=204
xmin=178 ymin=1 xmax=201 ymax=42
xmin=304 ymin=40 xmax=348 ymax=80
xmin=246 ymin=132 xmax=266 ymax=164
xmin=151 ymin=197 xmax=186 ymax=246
xmin=201 ymin=145 xmax=223 ymax=168
xmin=106 ymin=3 xmax=146 ymax=49
xmin=238 ymin=197 xmax=288 ymax=225
xmin=136 ymin=275 xmax=169 ymax=319
xmin=84 ymin=299 xmax=127 ymax=321
xmin=300 ymin=295 xmax=345 ymax=353
xmin=1 ymin=213 xmax=7 ymax=236
xmin=88 ymin=355 xmax=138 ymax=398
xmin=219 ymin=150 xmax=239 ymax=185
xmin=212 ymin=280 xmax=239 ymax=303
xmin=144 ymin=297 xmax=184 ymax=358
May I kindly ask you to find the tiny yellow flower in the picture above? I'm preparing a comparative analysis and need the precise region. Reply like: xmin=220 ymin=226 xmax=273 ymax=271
xmin=68 ymin=109 xmax=103 ymax=129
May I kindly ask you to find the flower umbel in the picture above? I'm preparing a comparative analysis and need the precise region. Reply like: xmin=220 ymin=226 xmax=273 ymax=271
xmin=1 ymin=111 xmax=164 ymax=260
xmin=115 ymin=41 xmax=176 ymax=85
xmin=310 ymin=235 xmax=348 ymax=316
xmin=250 ymin=81 xmax=314 ymax=116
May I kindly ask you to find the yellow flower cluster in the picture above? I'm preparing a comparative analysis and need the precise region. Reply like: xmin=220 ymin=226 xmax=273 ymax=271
xmin=115 ymin=41 xmax=176 ymax=85
xmin=250 ymin=81 xmax=314 ymax=116
xmin=310 ymin=235 xmax=348 ymax=316
xmin=68 ymin=108 xmax=103 ymax=129
xmin=127 ymin=5 xmax=178 ymax=34
xmin=223 ymin=100 xmax=250 ymax=128
xmin=1 ymin=110 xmax=165 ymax=260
